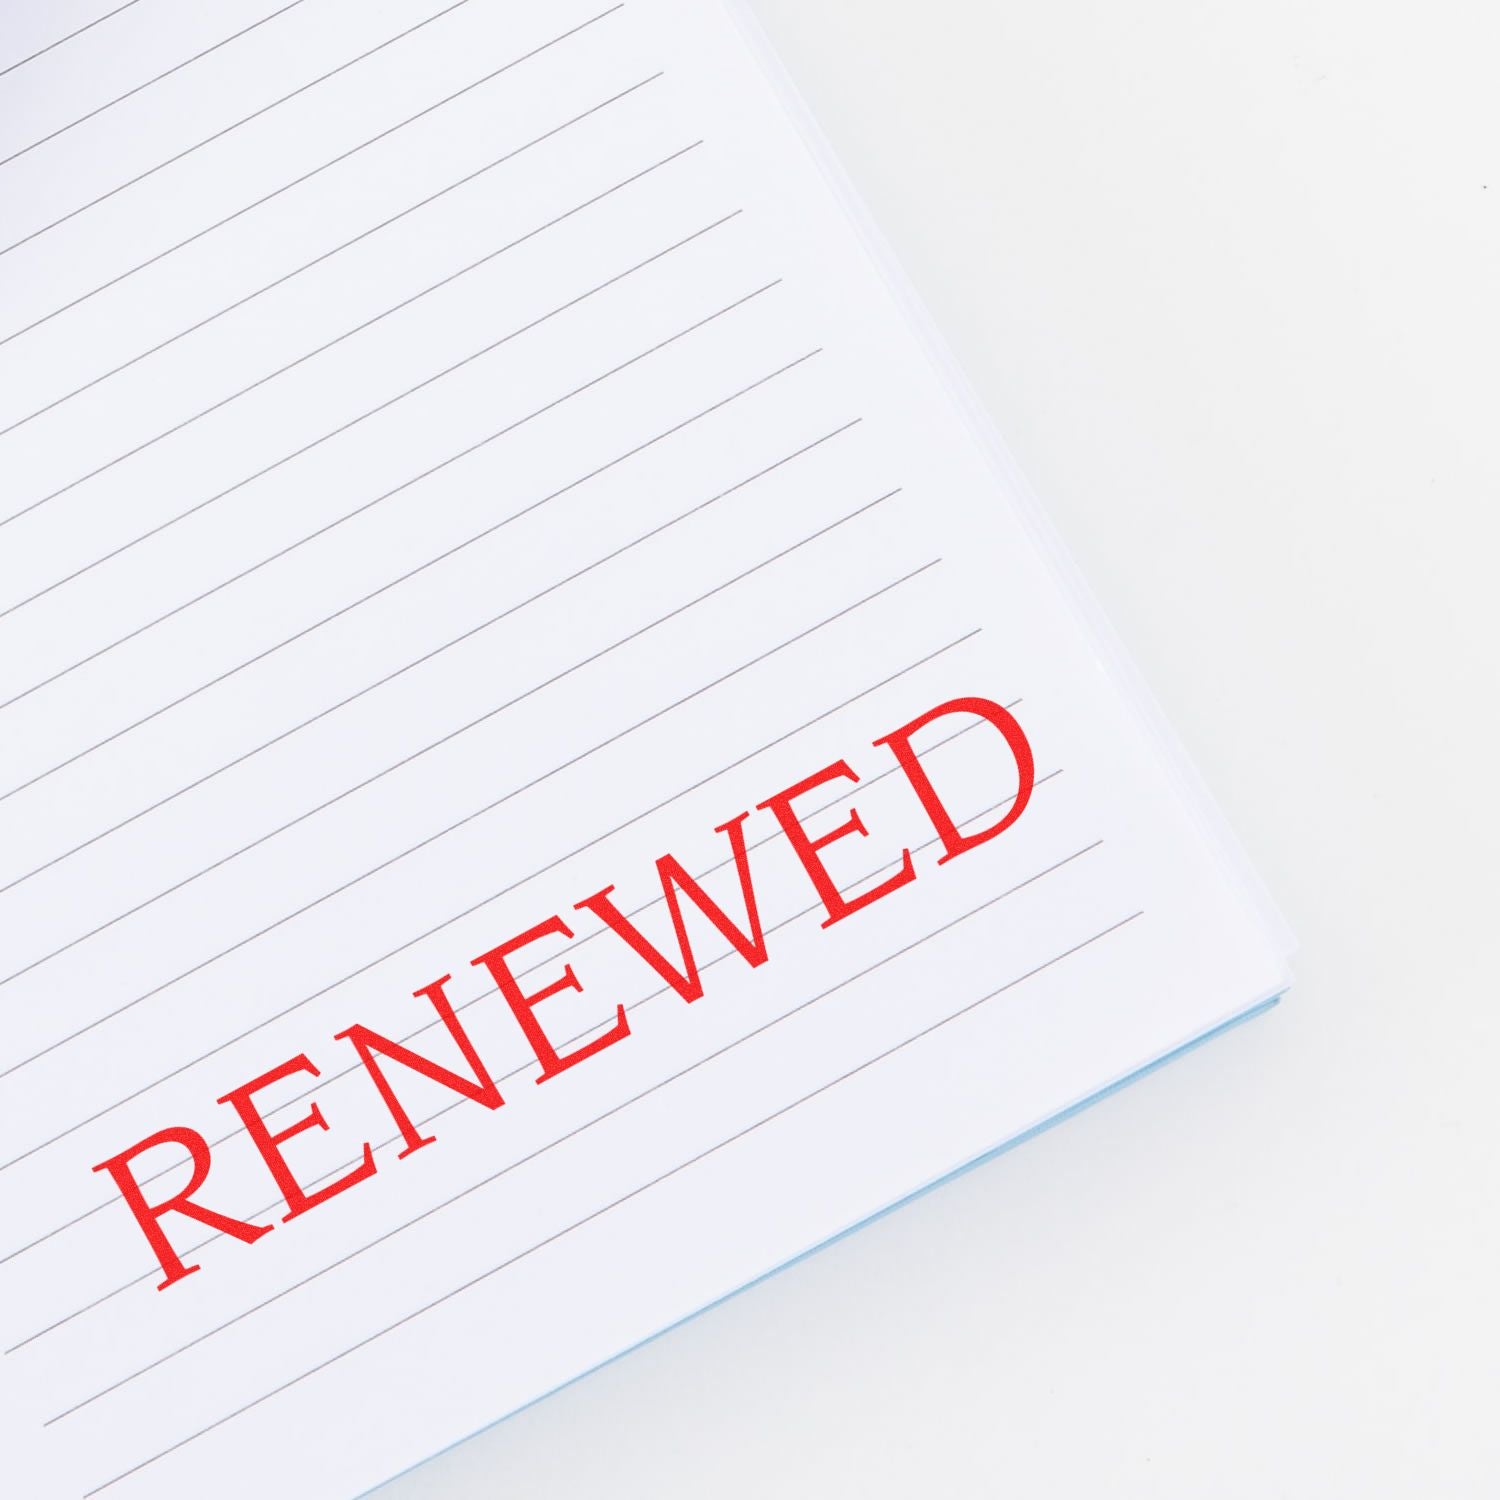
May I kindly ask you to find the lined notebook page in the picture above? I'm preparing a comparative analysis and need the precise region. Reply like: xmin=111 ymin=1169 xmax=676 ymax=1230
xmin=0 ymin=2 xmax=1288 ymax=1495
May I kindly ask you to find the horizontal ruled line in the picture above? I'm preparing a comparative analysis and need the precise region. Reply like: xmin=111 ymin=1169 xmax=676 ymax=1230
xmin=0 ymin=74 xmax=671 ymax=442
xmin=0 ymin=5 xmax=625 ymax=347
xmin=0 ymin=134 xmax=694 ymax=704
xmin=0 ymin=356 xmax=829 ymax=896
xmin=0 ymin=274 xmax=781 ymax=805
xmin=47 ymin=815 xmax=1085 ymax=1420
xmin=0 ymin=631 xmax=984 ymax=1268
xmin=0 ymin=205 xmax=732 ymax=599
xmin=0 ymin=536 xmax=927 ymax=1086
xmin=0 ymin=428 xmax=867 ymax=998
xmin=0 ymin=0 xmax=474 ymax=237
xmin=0 ymin=0 xmax=145 ymax=81
xmin=0 ymin=90 xmax=680 ymax=538
xmin=0 ymin=0 xmax=313 ymax=174
xmin=81 ymin=908 xmax=1142 ymax=1492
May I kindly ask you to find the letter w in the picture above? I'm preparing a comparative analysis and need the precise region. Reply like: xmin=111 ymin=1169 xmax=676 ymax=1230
xmin=575 ymin=814 xmax=768 ymax=1002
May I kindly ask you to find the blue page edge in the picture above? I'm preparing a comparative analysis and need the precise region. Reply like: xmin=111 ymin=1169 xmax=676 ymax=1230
xmin=364 ymin=989 xmax=1283 ymax=1496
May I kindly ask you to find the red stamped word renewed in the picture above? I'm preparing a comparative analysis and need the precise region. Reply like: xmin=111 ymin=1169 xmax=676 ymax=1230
xmin=93 ymin=696 xmax=1034 ymax=1291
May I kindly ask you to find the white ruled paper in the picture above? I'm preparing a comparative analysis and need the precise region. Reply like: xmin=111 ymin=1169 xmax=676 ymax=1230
xmin=0 ymin=2 xmax=1290 ymax=1495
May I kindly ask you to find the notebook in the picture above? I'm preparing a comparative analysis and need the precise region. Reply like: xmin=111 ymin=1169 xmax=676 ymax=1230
xmin=0 ymin=2 xmax=1293 ymax=1495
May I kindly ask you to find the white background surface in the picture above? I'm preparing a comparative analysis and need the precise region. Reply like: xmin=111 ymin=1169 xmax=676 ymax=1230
xmin=381 ymin=2 xmax=1500 ymax=1494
